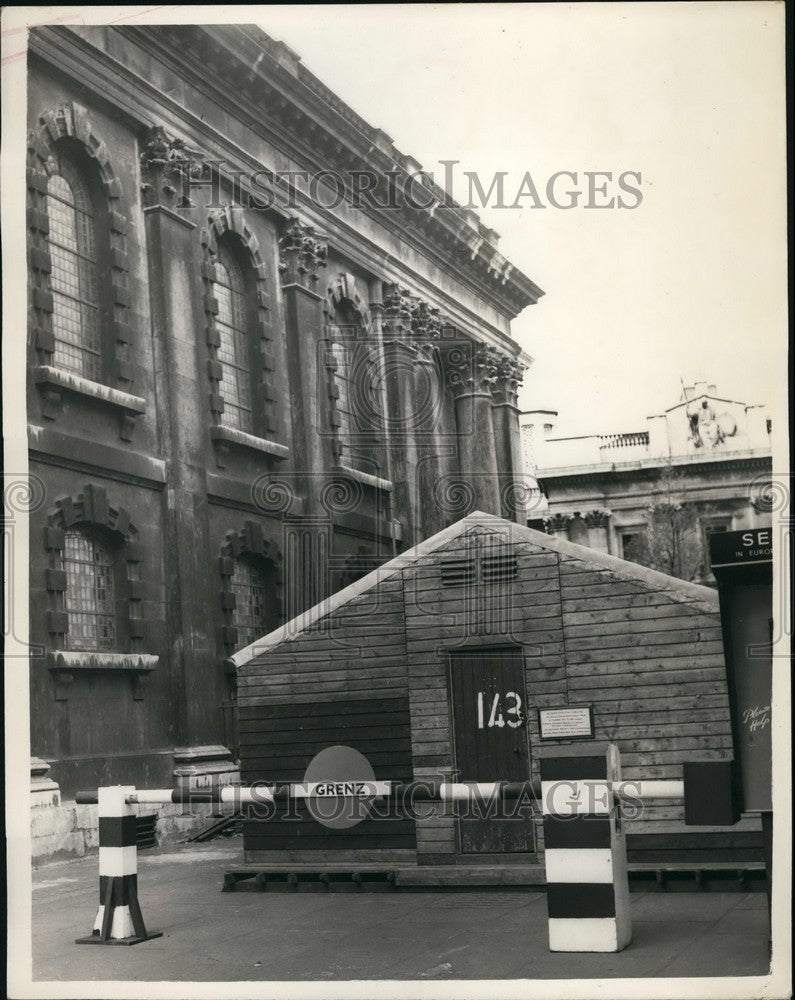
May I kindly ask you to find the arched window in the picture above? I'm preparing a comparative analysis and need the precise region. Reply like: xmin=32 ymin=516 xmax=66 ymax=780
xmin=45 ymin=153 xmax=101 ymax=380
xmin=61 ymin=528 xmax=118 ymax=651
xmin=330 ymin=335 xmax=355 ymax=456
xmin=229 ymin=557 xmax=269 ymax=650
xmin=213 ymin=246 xmax=252 ymax=433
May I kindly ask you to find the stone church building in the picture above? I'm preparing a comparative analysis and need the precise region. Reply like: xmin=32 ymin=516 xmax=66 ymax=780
xmin=26 ymin=24 xmax=542 ymax=856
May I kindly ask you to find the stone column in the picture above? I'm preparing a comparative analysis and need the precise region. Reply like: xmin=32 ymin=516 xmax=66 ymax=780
xmin=140 ymin=127 xmax=220 ymax=751
xmin=410 ymin=298 xmax=453 ymax=538
xmin=381 ymin=284 xmax=421 ymax=546
xmin=278 ymin=218 xmax=330 ymax=613
xmin=447 ymin=342 xmax=501 ymax=517
xmin=490 ymin=353 xmax=528 ymax=523
xmin=282 ymin=514 xmax=333 ymax=621
xmin=584 ymin=509 xmax=611 ymax=553
xmin=568 ymin=512 xmax=590 ymax=546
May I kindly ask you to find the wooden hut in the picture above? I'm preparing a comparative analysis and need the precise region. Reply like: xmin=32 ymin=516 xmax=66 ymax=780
xmin=231 ymin=512 xmax=760 ymax=882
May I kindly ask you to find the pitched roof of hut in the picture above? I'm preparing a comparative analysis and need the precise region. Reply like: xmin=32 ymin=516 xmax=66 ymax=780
xmin=232 ymin=511 xmax=719 ymax=671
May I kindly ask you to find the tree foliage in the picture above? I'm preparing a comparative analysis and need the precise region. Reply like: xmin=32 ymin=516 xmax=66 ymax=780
xmin=625 ymin=465 xmax=707 ymax=582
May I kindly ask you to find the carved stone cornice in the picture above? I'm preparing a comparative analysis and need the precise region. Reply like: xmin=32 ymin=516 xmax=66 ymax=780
xmin=278 ymin=217 xmax=328 ymax=288
xmin=584 ymin=509 xmax=611 ymax=528
xmin=35 ymin=24 xmax=544 ymax=321
xmin=140 ymin=124 xmax=206 ymax=209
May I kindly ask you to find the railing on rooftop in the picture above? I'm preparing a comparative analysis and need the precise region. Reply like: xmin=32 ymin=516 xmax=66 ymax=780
xmin=598 ymin=431 xmax=650 ymax=451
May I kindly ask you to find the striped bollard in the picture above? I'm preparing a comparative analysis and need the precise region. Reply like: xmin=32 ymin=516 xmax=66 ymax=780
xmin=76 ymin=785 xmax=162 ymax=945
xmin=540 ymin=744 xmax=631 ymax=952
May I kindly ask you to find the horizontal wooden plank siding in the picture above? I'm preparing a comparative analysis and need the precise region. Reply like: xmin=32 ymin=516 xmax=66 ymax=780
xmin=239 ymin=695 xmax=416 ymax=854
xmin=240 ymin=697 xmax=413 ymax=782
xmin=244 ymin=807 xmax=417 ymax=852
xmin=626 ymin=830 xmax=764 ymax=864
xmin=549 ymin=554 xmax=731 ymax=842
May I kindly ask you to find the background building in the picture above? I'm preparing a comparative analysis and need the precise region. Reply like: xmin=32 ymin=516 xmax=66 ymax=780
xmin=520 ymin=380 xmax=773 ymax=584
xmin=26 ymin=23 xmax=541 ymax=857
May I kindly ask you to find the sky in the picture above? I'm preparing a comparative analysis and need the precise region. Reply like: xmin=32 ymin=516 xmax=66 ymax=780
xmin=248 ymin=3 xmax=787 ymax=436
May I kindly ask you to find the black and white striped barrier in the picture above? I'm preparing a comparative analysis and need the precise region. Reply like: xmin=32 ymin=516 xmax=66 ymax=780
xmin=74 ymin=770 xmax=694 ymax=948
xmin=72 ymin=780 xmax=536 ymax=944
xmin=75 ymin=785 xmax=162 ymax=946
xmin=540 ymin=745 xmax=631 ymax=953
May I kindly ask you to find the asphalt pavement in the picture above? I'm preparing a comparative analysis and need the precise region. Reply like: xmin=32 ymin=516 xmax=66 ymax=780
xmin=31 ymin=839 xmax=771 ymax=984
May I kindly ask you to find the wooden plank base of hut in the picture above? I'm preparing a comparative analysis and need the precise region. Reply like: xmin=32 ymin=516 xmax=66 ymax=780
xmin=229 ymin=513 xmax=763 ymax=887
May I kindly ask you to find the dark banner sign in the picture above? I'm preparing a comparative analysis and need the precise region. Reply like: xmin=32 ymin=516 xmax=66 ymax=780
xmin=709 ymin=528 xmax=773 ymax=569
xmin=710 ymin=526 xmax=773 ymax=813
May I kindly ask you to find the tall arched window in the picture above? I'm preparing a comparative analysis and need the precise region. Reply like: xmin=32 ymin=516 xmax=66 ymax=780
xmin=213 ymin=246 xmax=252 ymax=432
xmin=46 ymin=154 xmax=101 ymax=380
xmin=330 ymin=334 xmax=355 ymax=455
xmin=61 ymin=528 xmax=117 ymax=651
xmin=230 ymin=557 xmax=269 ymax=650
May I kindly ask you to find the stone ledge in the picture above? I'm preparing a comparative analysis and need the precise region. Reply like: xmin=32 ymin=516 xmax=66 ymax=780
xmin=34 ymin=365 xmax=146 ymax=413
xmin=28 ymin=424 xmax=167 ymax=486
xmin=173 ymin=744 xmax=240 ymax=792
xmin=333 ymin=464 xmax=393 ymax=492
xmin=210 ymin=424 xmax=290 ymax=459
xmin=48 ymin=651 xmax=159 ymax=672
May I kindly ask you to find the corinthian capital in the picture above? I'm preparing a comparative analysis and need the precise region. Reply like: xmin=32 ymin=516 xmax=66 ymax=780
xmin=410 ymin=299 xmax=443 ymax=340
xmin=140 ymin=125 xmax=206 ymax=209
xmin=381 ymin=283 xmax=414 ymax=340
xmin=487 ymin=352 xmax=527 ymax=404
xmin=410 ymin=297 xmax=447 ymax=361
xmin=544 ymin=512 xmax=571 ymax=533
xmin=278 ymin=217 xmax=328 ymax=288
xmin=584 ymin=508 xmax=611 ymax=528
xmin=446 ymin=342 xmax=500 ymax=395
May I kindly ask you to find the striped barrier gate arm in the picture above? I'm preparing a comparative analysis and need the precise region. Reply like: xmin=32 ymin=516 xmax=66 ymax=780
xmin=540 ymin=744 xmax=631 ymax=953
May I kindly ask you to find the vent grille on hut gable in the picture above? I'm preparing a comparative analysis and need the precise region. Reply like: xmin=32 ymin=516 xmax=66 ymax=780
xmin=440 ymin=552 xmax=518 ymax=587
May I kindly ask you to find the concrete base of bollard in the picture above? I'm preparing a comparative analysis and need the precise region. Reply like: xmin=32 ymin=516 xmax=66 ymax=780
xmin=548 ymin=916 xmax=631 ymax=953
xmin=76 ymin=929 xmax=163 ymax=946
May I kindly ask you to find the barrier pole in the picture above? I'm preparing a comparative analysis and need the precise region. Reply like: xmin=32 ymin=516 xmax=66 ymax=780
xmin=75 ymin=780 xmax=538 ymax=807
xmin=76 ymin=785 xmax=162 ymax=946
xmin=615 ymin=779 xmax=684 ymax=801
xmin=541 ymin=744 xmax=631 ymax=953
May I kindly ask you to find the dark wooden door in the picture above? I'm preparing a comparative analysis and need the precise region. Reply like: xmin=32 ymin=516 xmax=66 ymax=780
xmin=449 ymin=647 xmax=533 ymax=854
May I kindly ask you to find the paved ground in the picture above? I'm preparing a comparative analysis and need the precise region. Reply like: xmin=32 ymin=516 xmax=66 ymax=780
xmin=32 ymin=839 xmax=770 ymax=983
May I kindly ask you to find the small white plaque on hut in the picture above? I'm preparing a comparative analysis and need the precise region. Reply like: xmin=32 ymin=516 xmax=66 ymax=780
xmin=538 ymin=706 xmax=595 ymax=740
